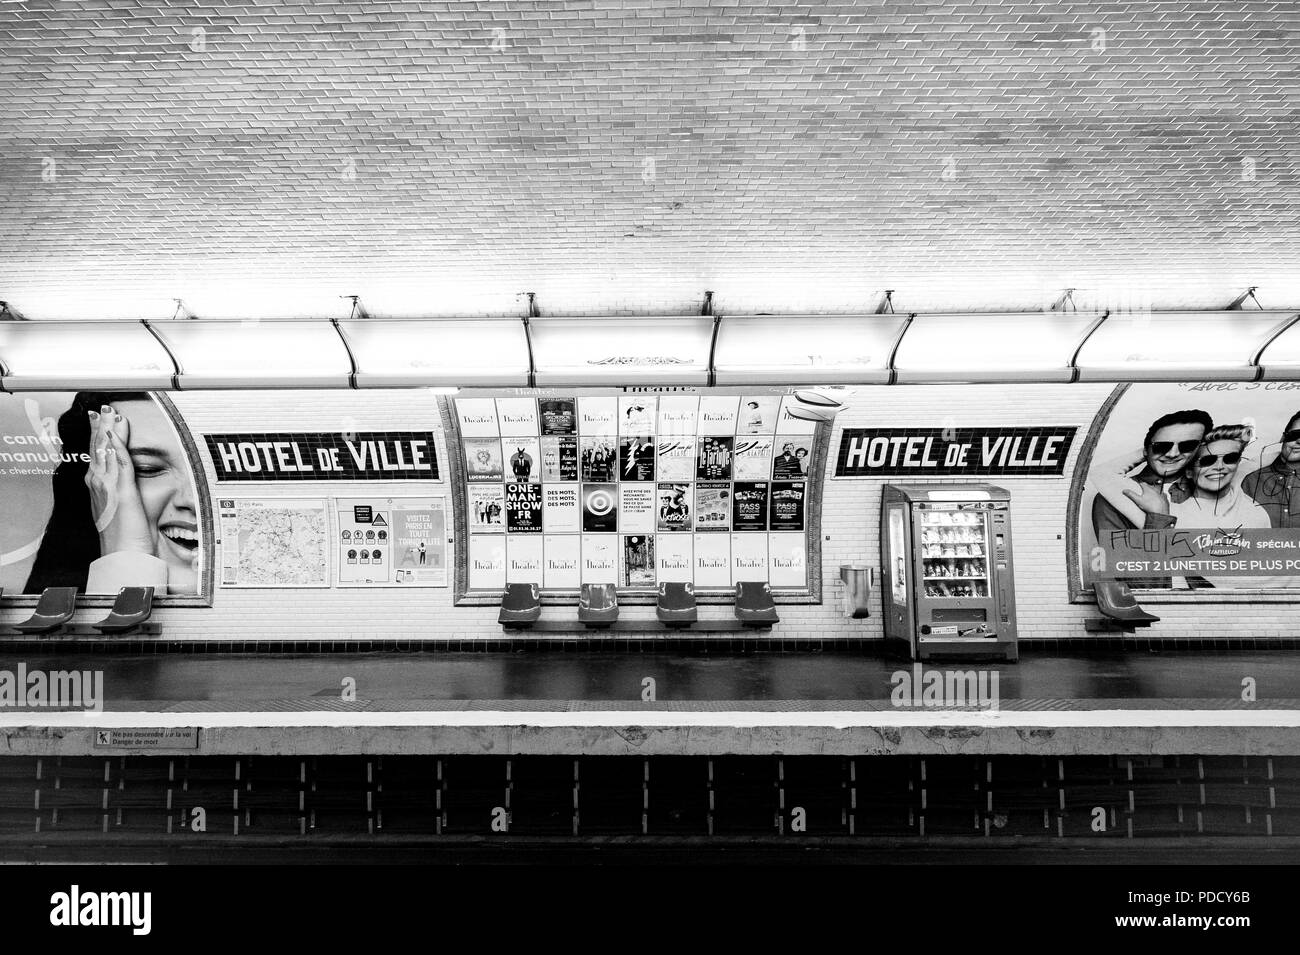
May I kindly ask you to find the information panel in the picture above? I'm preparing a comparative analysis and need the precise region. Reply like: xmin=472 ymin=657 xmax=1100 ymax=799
xmin=334 ymin=497 xmax=449 ymax=587
xmin=218 ymin=498 xmax=330 ymax=588
xmin=457 ymin=394 xmax=818 ymax=593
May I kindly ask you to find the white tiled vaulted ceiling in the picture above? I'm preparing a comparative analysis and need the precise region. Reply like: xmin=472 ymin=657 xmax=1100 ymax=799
xmin=1 ymin=0 xmax=1298 ymax=320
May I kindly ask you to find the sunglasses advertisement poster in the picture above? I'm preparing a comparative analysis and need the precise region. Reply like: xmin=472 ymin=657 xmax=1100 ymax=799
xmin=1078 ymin=382 xmax=1300 ymax=592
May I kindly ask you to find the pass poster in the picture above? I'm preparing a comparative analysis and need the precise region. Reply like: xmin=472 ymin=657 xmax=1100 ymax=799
xmin=733 ymin=436 xmax=774 ymax=480
xmin=696 ymin=435 xmax=734 ymax=480
xmin=505 ymin=482 xmax=543 ymax=533
xmin=695 ymin=482 xmax=731 ymax=531
xmin=337 ymin=498 xmax=448 ymax=587
xmin=541 ymin=435 xmax=578 ymax=482
xmin=582 ymin=483 xmax=618 ymax=532
xmin=657 ymin=483 xmax=692 ymax=532
xmin=732 ymin=481 xmax=769 ymax=531
xmin=622 ymin=534 xmax=656 ymax=587
xmin=468 ymin=485 xmax=505 ymax=533
xmin=464 ymin=438 xmax=504 ymax=482
xmin=539 ymin=398 xmax=577 ymax=435
xmin=656 ymin=438 xmax=696 ymax=481
xmin=770 ymin=481 xmax=806 ymax=531
xmin=618 ymin=435 xmax=656 ymax=481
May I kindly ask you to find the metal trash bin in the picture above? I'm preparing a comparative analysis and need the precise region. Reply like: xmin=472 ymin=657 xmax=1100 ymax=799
xmin=839 ymin=564 xmax=874 ymax=619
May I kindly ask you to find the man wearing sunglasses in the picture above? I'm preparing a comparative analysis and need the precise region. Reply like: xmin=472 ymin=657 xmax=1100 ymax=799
xmin=1241 ymin=413 xmax=1300 ymax=528
xmin=1091 ymin=409 xmax=1211 ymax=588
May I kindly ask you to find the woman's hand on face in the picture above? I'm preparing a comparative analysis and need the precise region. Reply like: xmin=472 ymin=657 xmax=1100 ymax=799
xmin=1123 ymin=481 xmax=1171 ymax=516
xmin=85 ymin=406 xmax=154 ymax=557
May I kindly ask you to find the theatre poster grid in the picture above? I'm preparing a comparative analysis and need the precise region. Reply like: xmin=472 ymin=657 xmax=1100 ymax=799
xmin=456 ymin=395 xmax=816 ymax=593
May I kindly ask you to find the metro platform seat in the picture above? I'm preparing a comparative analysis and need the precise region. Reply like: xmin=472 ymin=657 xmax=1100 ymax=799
xmin=11 ymin=587 xmax=78 ymax=635
xmin=578 ymin=584 xmax=619 ymax=628
xmin=733 ymin=581 xmax=780 ymax=627
xmin=656 ymin=582 xmax=697 ymax=628
xmin=498 ymin=584 xmax=542 ymax=628
xmin=92 ymin=587 xmax=155 ymax=635
xmin=1086 ymin=581 xmax=1160 ymax=633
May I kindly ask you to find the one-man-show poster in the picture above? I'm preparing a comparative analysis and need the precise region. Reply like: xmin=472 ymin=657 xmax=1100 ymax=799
xmin=0 ymin=392 xmax=205 ymax=597
xmin=505 ymin=482 xmax=543 ymax=533
xmin=1078 ymin=383 xmax=1300 ymax=592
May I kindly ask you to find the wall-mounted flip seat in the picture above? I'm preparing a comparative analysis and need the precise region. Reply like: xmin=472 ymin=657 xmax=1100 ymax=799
xmin=1092 ymin=581 xmax=1159 ymax=628
xmin=12 ymin=587 xmax=78 ymax=635
xmin=578 ymin=584 xmax=619 ymax=627
xmin=92 ymin=587 xmax=155 ymax=635
xmin=734 ymin=581 xmax=780 ymax=627
xmin=656 ymin=582 xmax=697 ymax=627
xmin=499 ymin=583 xmax=542 ymax=627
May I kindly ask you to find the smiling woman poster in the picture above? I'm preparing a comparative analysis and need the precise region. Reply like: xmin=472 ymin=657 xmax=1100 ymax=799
xmin=0 ymin=392 xmax=205 ymax=596
xmin=1075 ymin=382 xmax=1300 ymax=593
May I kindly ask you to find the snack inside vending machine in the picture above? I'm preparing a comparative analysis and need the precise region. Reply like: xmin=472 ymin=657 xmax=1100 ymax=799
xmin=880 ymin=484 xmax=1018 ymax=661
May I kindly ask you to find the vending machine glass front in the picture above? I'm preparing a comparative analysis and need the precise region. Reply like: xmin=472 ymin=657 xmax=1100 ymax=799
xmin=919 ymin=505 xmax=990 ymax=601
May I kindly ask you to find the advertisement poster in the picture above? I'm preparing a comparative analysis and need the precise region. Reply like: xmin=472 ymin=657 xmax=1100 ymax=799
xmin=464 ymin=438 xmax=504 ymax=482
xmin=657 ymin=395 xmax=699 ymax=435
xmin=731 ymin=533 xmax=768 ymax=583
xmin=768 ymin=532 xmax=808 ymax=587
xmin=696 ymin=435 xmax=733 ymax=480
xmin=506 ymin=534 xmax=544 ymax=583
xmin=503 ymin=437 xmax=541 ymax=484
xmin=580 ymin=435 xmax=618 ymax=482
xmin=737 ymin=396 xmax=780 ymax=435
xmin=656 ymin=532 xmax=693 ymax=582
xmin=618 ymin=435 xmax=656 ymax=481
xmin=581 ymin=483 xmax=618 ymax=532
xmin=543 ymin=534 xmax=581 ymax=589
xmin=541 ymin=435 xmax=578 ymax=481
xmin=732 ymin=482 xmax=769 ymax=531
xmin=619 ymin=484 xmax=656 ymax=533
xmin=618 ymin=396 xmax=657 ymax=434
xmin=771 ymin=438 xmax=813 ymax=480
xmin=219 ymin=498 xmax=329 ymax=588
xmin=622 ymin=534 xmax=656 ymax=587
xmin=695 ymin=482 xmax=731 ymax=531
xmin=456 ymin=398 xmax=500 ymax=437
xmin=776 ymin=396 xmax=818 ymax=434
xmin=770 ymin=481 xmax=806 ymax=531
xmin=693 ymin=533 xmax=731 ymax=588
xmin=468 ymin=534 xmax=506 ymax=590
xmin=697 ymin=395 xmax=739 ymax=434
xmin=539 ymin=398 xmax=577 ymax=435
xmin=0 ymin=392 xmax=206 ymax=597
xmin=496 ymin=397 xmax=539 ymax=436
xmin=733 ymin=436 xmax=774 ymax=480
xmin=1078 ymin=382 xmax=1300 ymax=592
xmin=656 ymin=438 xmax=696 ymax=481
xmin=336 ymin=497 xmax=448 ymax=587
xmin=578 ymin=397 xmax=617 ymax=436
xmin=542 ymin=484 xmax=581 ymax=533
xmin=581 ymin=534 xmax=618 ymax=583
xmin=469 ymin=485 xmax=505 ymax=533
xmin=657 ymin=483 xmax=692 ymax=532
xmin=505 ymin=482 xmax=543 ymax=533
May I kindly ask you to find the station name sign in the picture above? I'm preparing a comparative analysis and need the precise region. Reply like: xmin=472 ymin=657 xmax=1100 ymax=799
xmin=835 ymin=427 xmax=1077 ymax=477
xmin=205 ymin=431 xmax=439 ymax=481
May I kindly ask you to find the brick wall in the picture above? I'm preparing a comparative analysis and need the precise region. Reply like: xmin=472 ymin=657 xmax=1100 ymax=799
xmin=3 ymin=383 xmax=1292 ymax=644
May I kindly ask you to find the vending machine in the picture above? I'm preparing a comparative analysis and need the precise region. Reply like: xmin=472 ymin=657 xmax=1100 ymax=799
xmin=880 ymin=484 xmax=1018 ymax=661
